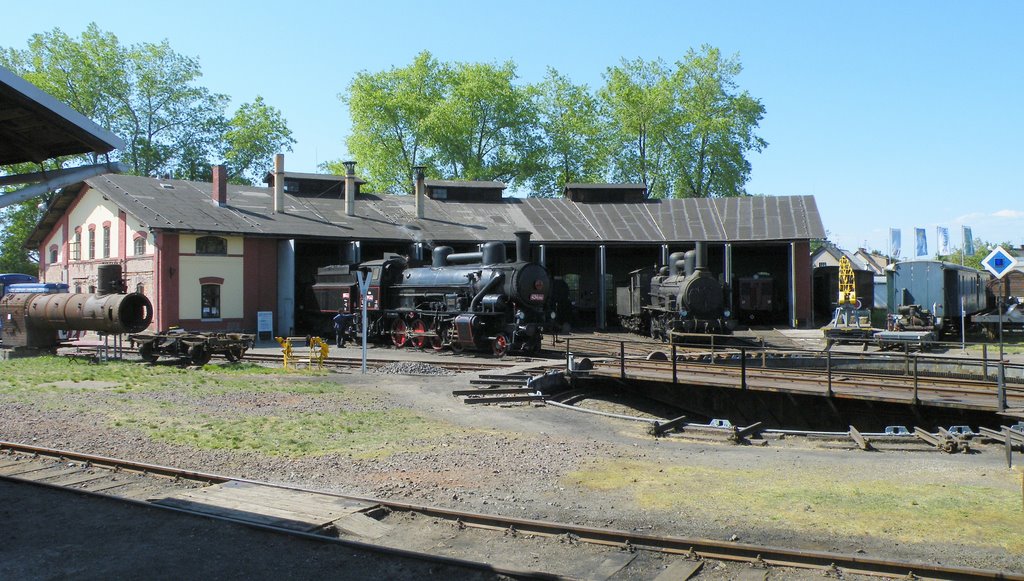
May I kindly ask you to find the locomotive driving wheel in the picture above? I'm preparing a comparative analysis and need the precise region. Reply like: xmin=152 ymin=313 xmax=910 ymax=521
xmin=491 ymin=333 xmax=510 ymax=358
xmin=409 ymin=319 xmax=428 ymax=349
xmin=390 ymin=318 xmax=408 ymax=348
xmin=429 ymin=323 xmax=444 ymax=351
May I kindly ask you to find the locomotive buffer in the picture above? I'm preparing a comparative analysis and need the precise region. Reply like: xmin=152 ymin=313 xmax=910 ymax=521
xmin=823 ymin=256 xmax=875 ymax=344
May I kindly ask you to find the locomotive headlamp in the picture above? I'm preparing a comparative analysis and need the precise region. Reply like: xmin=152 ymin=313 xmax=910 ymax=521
xmin=679 ymin=309 xmax=688 ymax=318
xmin=533 ymin=280 xmax=544 ymax=290
xmin=723 ymin=309 xmax=731 ymax=318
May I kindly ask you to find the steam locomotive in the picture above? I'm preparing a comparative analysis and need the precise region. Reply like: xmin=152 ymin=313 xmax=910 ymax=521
xmin=0 ymin=264 xmax=153 ymax=350
xmin=311 ymin=232 xmax=550 ymax=356
xmin=616 ymin=241 xmax=731 ymax=339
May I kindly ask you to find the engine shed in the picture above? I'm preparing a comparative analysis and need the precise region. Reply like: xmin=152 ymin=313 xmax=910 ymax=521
xmin=26 ymin=155 xmax=824 ymax=336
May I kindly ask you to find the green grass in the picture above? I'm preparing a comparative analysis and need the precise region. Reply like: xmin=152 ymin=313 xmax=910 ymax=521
xmin=1 ymin=355 xmax=455 ymax=459
xmin=567 ymin=459 xmax=1024 ymax=552
xmin=113 ymin=408 xmax=446 ymax=458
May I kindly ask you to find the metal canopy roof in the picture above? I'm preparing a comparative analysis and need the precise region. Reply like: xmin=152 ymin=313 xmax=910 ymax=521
xmin=0 ymin=65 xmax=124 ymax=165
xmin=28 ymin=173 xmax=827 ymax=248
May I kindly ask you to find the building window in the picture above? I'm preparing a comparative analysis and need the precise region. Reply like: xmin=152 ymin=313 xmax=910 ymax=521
xmin=48 ymin=245 xmax=58 ymax=264
xmin=102 ymin=226 xmax=111 ymax=258
xmin=134 ymin=236 xmax=146 ymax=256
xmin=88 ymin=229 xmax=95 ymax=260
xmin=196 ymin=236 xmax=227 ymax=255
xmin=201 ymin=284 xmax=221 ymax=319
xmin=71 ymin=230 xmax=81 ymax=260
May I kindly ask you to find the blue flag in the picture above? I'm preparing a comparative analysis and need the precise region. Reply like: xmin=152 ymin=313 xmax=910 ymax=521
xmin=915 ymin=228 xmax=927 ymax=257
xmin=962 ymin=226 xmax=974 ymax=256
xmin=889 ymin=228 xmax=901 ymax=258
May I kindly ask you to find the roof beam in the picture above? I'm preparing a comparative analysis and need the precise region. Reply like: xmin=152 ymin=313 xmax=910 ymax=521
xmin=0 ymin=161 xmax=126 ymax=209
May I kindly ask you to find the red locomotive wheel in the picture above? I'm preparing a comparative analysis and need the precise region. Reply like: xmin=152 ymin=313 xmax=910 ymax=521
xmin=390 ymin=318 xmax=408 ymax=348
xmin=430 ymin=325 xmax=444 ymax=351
xmin=410 ymin=319 xmax=427 ymax=349
xmin=491 ymin=333 xmax=509 ymax=358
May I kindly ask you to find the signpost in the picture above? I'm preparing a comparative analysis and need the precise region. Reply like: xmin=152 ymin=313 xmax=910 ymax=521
xmin=356 ymin=270 xmax=371 ymax=374
xmin=256 ymin=311 xmax=273 ymax=343
xmin=982 ymin=246 xmax=1018 ymax=412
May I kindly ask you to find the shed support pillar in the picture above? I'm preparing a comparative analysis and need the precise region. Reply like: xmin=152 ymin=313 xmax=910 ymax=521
xmin=277 ymin=239 xmax=295 ymax=337
xmin=724 ymin=243 xmax=733 ymax=312
xmin=660 ymin=244 xmax=669 ymax=267
xmin=597 ymin=244 xmax=607 ymax=329
xmin=539 ymin=244 xmax=547 ymax=267
xmin=789 ymin=242 xmax=797 ymax=328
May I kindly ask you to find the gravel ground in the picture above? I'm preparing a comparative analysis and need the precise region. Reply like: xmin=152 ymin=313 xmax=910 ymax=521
xmin=2 ymin=355 xmax=1023 ymax=577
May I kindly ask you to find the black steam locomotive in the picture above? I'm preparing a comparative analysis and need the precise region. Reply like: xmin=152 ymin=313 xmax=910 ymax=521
xmin=616 ymin=242 xmax=731 ymax=340
xmin=311 ymin=232 xmax=550 ymax=356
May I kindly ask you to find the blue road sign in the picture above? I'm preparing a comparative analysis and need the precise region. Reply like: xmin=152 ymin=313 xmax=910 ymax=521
xmin=982 ymin=246 xmax=1017 ymax=279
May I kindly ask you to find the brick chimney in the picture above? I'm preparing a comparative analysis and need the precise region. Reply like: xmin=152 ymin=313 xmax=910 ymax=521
xmin=212 ymin=165 xmax=227 ymax=206
xmin=413 ymin=166 xmax=425 ymax=220
xmin=343 ymin=161 xmax=356 ymax=217
xmin=273 ymin=153 xmax=285 ymax=214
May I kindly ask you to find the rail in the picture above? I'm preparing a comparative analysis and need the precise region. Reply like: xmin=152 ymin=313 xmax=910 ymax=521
xmin=565 ymin=335 xmax=1024 ymax=412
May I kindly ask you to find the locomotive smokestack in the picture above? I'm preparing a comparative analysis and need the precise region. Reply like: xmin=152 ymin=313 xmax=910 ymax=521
xmin=343 ymin=161 xmax=356 ymax=217
xmin=413 ymin=166 xmax=425 ymax=219
xmin=514 ymin=231 xmax=531 ymax=262
xmin=695 ymin=241 xmax=708 ymax=271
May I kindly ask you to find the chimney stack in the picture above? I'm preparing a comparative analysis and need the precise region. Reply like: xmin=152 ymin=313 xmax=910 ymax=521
xmin=413 ymin=166 xmax=425 ymax=219
xmin=273 ymin=153 xmax=285 ymax=214
xmin=212 ymin=164 xmax=227 ymax=206
xmin=514 ymin=231 xmax=532 ymax=262
xmin=343 ymin=161 xmax=356 ymax=217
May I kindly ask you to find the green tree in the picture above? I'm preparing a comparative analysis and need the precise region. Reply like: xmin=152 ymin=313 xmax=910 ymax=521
xmin=0 ymin=199 xmax=43 ymax=274
xmin=666 ymin=45 xmax=767 ymax=198
xmin=1 ymin=24 xmax=294 ymax=268
xmin=339 ymin=51 xmax=449 ymax=194
xmin=530 ymin=68 xmax=606 ymax=196
xmin=599 ymin=58 xmax=675 ymax=198
xmin=422 ymin=60 xmax=542 ymax=187
xmin=223 ymin=96 xmax=296 ymax=184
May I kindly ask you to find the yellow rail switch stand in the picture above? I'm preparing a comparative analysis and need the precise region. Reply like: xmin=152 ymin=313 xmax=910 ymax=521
xmin=308 ymin=336 xmax=329 ymax=370
xmin=275 ymin=336 xmax=293 ymax=370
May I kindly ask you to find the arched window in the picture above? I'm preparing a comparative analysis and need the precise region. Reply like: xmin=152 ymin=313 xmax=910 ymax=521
xmin=71 ymin=229 xmax=82 ymax=261
xmin=102 ymin=225 xmax=111 ymax=258
xmin=196 ymin=236 xmax=227 ymax=255
xmin=133 ymin=236 xmax=147 ymax=256
xmin=88 ymin=227 xmax=96 ymax=260
xmin=48 ymin=245 xmax=58 ymax=264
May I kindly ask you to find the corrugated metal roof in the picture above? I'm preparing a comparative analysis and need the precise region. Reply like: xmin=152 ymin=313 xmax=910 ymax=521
xmin=58 ymin=174 xmax=826 ymax=246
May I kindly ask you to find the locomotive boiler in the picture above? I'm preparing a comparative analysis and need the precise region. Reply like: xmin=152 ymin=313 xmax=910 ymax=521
xmin=617 ymin=241 xmax=730 ymax=339
xmin=0 ymin=264 xmax=153 ymax=350
xmin=315 ymin=231 xmax=550 ymax=356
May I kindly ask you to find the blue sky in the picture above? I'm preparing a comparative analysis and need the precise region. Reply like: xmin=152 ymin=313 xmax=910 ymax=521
xmin=8 ymin=1 xmax=1023 ymax=255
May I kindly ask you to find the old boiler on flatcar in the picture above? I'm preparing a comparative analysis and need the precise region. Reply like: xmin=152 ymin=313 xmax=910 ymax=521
xmin=312 ymin=232 xmax=550 ymax=356
xmin=0 ymin=264 xmax=153 ymax=350
xmin=617 ymin=241 xmax=731 ymax=339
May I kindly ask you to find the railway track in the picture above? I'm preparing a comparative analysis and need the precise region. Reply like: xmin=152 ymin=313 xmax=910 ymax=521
xmin=0 ymin=440 xmax=1018 ymax=580
xmin=239 ymin=351 xmax=530 ymax=373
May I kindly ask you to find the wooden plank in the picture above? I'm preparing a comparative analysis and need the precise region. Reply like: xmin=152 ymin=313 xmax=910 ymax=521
xmin=569 ymin=552 xmax=636 ymax=581
xmin=46 ymin=472 xmax=110 ymax=487
xmin=166 ymin=488 xmax=339 ymax=524
xmin=0 ymin=462 xmax=56 ymax=477
xmin=0 ymin=457 xmax=29 ymax=469
xmin=653 ymin=559 xmax=703 ymax=581
xmin=849 ymin=426 xmax=873 ymax=451
xmin=332 ymin=513 xmax=390 ymax=539
xmin=11 ymin=466 xmax=82 ymax=482
xmin=219 ymin=481 xmax=373 ymax=513
xmin=153 ymin=497 xmax=320 ymax=532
